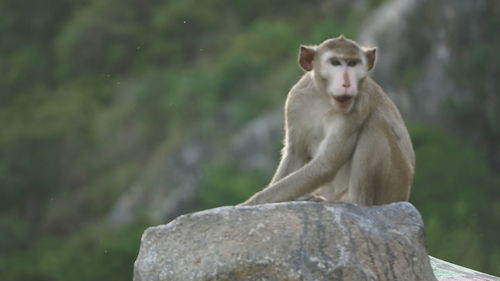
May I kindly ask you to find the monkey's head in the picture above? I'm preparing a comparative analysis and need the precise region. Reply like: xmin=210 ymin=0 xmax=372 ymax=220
xmin=298 ymin=35 xmax=376 ymax=110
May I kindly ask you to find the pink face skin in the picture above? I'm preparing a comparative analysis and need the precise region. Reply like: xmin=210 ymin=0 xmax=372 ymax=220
xmin=317 ymin=50 xmax=369 ymax=111
xmin=298 ymin=37 xmax=376 ymax=112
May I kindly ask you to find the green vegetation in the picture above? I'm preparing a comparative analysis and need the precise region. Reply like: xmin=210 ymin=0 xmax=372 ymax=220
xmin=447 ymin=17 xmax=500 ymax=168
xmin=0 ymin=0 xmax=499 ymax=279
xmin=1 ymin=219 xmax=145 ymax=281
xmin=199 ymin=163 xmax=268 ymax=208
xmin=410 ymin=126 xmax=500 ymax=273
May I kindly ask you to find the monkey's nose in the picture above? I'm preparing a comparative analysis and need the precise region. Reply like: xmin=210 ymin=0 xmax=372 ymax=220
xmin=342 ymin=72 xmax=351 ymax=88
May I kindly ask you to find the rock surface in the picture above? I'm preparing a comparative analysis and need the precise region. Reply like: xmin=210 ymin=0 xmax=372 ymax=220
xmin=134 ymin=202 xmax=437 ymax=281
xmin=431 ymin=257 xmax=500 ymax=281
xmin=109 ymin=111 xmax=282 ymax=227
xmin=359 ymin=0 xmax=499 ymax=124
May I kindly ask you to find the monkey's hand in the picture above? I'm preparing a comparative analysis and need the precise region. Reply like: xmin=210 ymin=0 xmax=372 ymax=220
xmin=237 ymin=201 xmax=252 ymax=206
xmin=237 ymin=197 xmax=261 ymax=206
xmin=237 ymin=191 xmax=272 ymax=206
xmin=296 ymin=194 xmax=327 ymax=202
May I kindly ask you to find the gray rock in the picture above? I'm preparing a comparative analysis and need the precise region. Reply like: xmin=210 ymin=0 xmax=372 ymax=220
xmin=108 ymin=110 xmax=282 ymax=227
xmin=109 ymin=138 xmax=213 ymax=227
xmin=431 ymin=256 xmax=500 ymax=281
xmin=359 ymin=0 xmax=498 ymax=123
xmin=359 ymin=0 xmax=500 ymax=168
xmin=229 ymin=110 xmax=282 ymax=172
xmin=134 ymin=202 xmax=437 ymax=281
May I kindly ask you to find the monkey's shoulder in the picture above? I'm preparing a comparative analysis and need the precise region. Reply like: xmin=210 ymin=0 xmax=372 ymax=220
xmin=285 ymin=77 xmax=325 ymax=114
xmin=287 ymin=73 xmax=316 ymax=97
xmin=360 ymin=77 xmax=385 ymax=97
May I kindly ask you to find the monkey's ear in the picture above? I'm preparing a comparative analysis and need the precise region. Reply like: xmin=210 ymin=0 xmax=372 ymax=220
xmin=299 ymin=45 xmax=316 ymax=72
xmin=364 ymin=47 xmax=377 ymax=71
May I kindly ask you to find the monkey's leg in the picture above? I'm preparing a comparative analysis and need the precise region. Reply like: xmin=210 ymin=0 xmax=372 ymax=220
xmin=347 ymin=126 xmax=387 ymax=205
xmin=241 ymin=132 xmax=359 ymax=206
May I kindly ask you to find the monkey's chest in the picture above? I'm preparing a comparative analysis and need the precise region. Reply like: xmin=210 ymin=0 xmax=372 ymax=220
xmin=295 ymin=109 xmax=329 ymax=159
xmin=306 ymin=126 xmax=325 ymax=158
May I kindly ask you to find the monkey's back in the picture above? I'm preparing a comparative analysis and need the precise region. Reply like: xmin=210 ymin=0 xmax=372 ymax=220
xmin=361 ymin=78 xmax=416 ymax=204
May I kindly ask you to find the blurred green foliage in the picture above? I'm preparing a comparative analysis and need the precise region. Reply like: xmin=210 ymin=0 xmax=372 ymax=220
xmin=1 ymin=219 xmax=145 ymax=281
xmin=0 ymin=0 xmax=499 ymax=279
xmin=410 ymin=126 xmax=500 ymax=273
xmin=199 ymin=163 xmax=268 ymax=208
xmin=447 ymin=17 xmax=500 ymax=168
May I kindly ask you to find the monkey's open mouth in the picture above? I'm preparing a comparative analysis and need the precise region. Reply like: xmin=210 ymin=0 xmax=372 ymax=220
xmin=333 ymin=95 xmax=353 ymax=103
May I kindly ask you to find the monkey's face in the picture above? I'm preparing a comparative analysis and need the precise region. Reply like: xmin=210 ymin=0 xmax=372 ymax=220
xmin=315 ymin=50 xmax=368 ymax=110
xmin=298 ymin=36 xmax=377 ymax=111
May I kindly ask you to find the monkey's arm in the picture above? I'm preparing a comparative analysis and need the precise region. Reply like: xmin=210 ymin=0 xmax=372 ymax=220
xmin=269 ymin=116 xmax=305 ymax=184
xmin=269 ymin=149 xmax=306 ymax=184
xmin=240 ymin=132 xmax=358 ymax=205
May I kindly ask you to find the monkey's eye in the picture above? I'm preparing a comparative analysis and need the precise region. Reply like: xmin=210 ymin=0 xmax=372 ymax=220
xmin=347 ymin=60 xmax=359 ymax=67
xmin=330 ymin=59 xmax=341 ymax=66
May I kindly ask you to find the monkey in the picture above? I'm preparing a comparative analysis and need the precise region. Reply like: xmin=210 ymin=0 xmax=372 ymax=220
xmin=240 ymin=35 xmax=415 ymax=206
